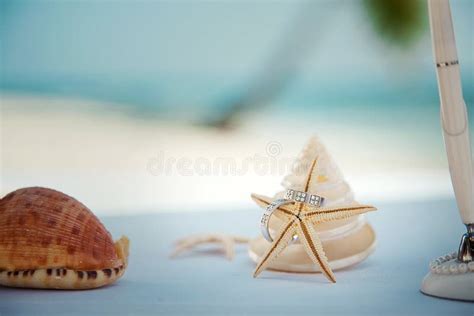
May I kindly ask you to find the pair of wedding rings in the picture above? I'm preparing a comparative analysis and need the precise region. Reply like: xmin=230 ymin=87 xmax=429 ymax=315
xmin=260 ymin=189 xmax=325 ymax=242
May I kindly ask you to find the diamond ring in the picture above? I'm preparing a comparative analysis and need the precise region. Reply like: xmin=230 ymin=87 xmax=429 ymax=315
xmin=284 ymin=189 xmax=324 ymax=207
xmin=260 ymin=190 xmax=324 ymax=242
xmin=260 ymin=199 xmax=294 ymax=242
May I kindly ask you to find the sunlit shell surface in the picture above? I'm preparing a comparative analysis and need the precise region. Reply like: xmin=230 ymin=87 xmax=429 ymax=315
xmin=281 ymin=136 xmax=353 ymax=206
xmin=273 ymin=136 xmax=357 ymax=227
xmin=0 ymin=187 xmax=129 ymax=290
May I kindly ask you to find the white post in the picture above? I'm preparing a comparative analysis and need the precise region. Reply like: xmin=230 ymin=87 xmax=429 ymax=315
xmin=420 ymin=0 xmax=474 ymax=301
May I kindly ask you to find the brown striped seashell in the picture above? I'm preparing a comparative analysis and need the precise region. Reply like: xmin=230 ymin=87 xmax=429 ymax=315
xmin=0 ymin=187 xmax=129 ymax=290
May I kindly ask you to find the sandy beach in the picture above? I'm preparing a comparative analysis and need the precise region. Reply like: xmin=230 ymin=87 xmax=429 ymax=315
xmin=1 ymin=94 xmax=455 ymax=215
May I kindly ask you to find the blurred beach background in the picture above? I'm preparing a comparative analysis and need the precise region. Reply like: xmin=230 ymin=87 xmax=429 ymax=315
xmin=1 ymin=0 xmax=473 ymax=216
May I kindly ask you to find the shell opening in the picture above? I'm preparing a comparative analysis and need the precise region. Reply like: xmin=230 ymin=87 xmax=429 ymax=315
xmin=114 ymin=236 xmax=130 ymax=268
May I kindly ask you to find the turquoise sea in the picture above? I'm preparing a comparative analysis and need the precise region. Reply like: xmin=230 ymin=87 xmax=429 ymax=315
xmin=1 ymin=0 xmax=472 ymax=120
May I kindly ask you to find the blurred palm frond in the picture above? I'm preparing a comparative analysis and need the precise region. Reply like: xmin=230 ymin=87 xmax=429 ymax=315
xmin=207 ymin=0 xmax=427 ymax=129
xmin=362 ymin=0 xmax=426 ymax=47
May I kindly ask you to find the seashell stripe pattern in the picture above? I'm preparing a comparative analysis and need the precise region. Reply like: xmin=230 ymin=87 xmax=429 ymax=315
xmin=0 ymin=187 xmax=129 ymax=289
xmin=0 ymin=265 xmax=126 ymax=290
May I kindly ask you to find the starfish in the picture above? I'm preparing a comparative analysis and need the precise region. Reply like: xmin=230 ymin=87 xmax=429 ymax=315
xmin=251 ymin=158 xmax=376 ymax=283
xmin=170 ymin=234 xmax=250 ymax=261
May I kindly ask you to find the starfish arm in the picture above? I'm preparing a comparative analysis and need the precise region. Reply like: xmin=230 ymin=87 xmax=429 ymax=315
xmin=296 ymin=219 xmax=336 ymax=283
xmin=221 ymin=236 xmax=235 ymax=261
xmin=253 ymin=219 xmax=297 ymax=278
xmin=303 ymin=205 xmax=376 ymax=223
xmin=305 ymin=157 xmax=320 ymax=191
xmin=170 ymin=234 xmax=249 ymax=260
xmin=251 ymin=193 xmax=297 ymax=217
xmin=169 ymin=239 xmax=197 ymax=258
xmin=231 ymin=235 xmax=251 ymax=243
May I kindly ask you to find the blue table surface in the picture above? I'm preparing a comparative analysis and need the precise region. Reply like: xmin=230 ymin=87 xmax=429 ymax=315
xmin=1 ymin=199 xmax=473 ymax=315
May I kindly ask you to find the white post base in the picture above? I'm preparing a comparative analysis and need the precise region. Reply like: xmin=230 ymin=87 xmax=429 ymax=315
xmin=421 ymin=252 xmax=474 ymax=301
